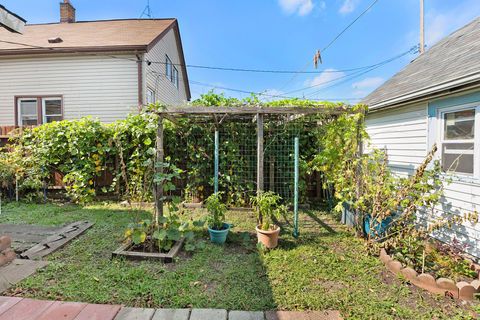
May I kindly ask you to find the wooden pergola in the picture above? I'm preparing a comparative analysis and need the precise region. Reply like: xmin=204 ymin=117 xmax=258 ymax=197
xmin=152 ymin=104 xmax=356 ymax=235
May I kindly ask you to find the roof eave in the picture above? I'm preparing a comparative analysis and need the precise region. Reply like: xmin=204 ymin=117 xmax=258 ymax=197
xmin=368 ymin=72 xmax=480 ymax=111
xmin=0 ymin=45 xmax=148 ymax=56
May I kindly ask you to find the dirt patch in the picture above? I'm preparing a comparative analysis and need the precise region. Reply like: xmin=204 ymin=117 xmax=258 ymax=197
xmin=314 ymin=279 xmax=346 ymax=292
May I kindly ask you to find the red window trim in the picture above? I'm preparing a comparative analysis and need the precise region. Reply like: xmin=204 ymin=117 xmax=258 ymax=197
xmin=14 ymin=95 xmax=64 ymax=126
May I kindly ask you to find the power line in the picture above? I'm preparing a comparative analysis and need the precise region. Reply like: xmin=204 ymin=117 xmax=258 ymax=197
xmin=284 ymin=46 xmax=417 ymax=95
xmin=321 ymin=0 xmax=381 ymax=54
xmin=0 ymin=39 xmax=410 ymax=77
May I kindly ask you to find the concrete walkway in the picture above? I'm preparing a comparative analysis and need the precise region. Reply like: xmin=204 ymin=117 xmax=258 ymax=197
xmin=0 ymin=296 xmax=342 ymax=320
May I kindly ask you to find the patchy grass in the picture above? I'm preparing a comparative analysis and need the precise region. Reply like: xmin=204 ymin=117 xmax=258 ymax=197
xmin=0 ymin=202 xmax=477 ymax=319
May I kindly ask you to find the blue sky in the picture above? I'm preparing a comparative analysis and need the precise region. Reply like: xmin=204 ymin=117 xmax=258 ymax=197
xmin=2 ymin=0 xmax=480 ymax=102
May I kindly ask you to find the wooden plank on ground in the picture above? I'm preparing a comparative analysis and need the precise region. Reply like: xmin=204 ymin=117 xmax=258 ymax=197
xmin=20 ymin=221 xmax=94 ymax=260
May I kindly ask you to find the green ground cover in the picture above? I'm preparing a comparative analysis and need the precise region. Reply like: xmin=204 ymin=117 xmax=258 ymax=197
xmin=0 ymin=202 xmax=477 ymax=319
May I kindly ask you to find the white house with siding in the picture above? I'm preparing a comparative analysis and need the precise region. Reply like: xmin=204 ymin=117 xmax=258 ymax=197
xmin=363 ymin=17 xmax=480 ymax=259
xmin=0 ymin=0 xmax=190 ymax=129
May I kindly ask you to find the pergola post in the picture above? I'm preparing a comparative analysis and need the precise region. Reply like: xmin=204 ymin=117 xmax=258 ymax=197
xmin=256 ymin=113 xmax=264 ymax=193
xmin=154 ymin=115 xmax=164 ymax=223
xmin=354 ymin=113 xmax=364 ymax=233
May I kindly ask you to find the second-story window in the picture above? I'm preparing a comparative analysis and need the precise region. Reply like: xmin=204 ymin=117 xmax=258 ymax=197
xmin=165 ymin=55 xmax=172 ymax=80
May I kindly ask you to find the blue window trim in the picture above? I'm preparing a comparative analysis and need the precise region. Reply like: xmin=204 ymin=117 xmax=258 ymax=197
xmin=427 ymin=91 xmax=480 ymax=184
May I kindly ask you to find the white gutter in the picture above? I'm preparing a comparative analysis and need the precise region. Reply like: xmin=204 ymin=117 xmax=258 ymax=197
xmin=368 ymin=71 xmax=480 ymax=111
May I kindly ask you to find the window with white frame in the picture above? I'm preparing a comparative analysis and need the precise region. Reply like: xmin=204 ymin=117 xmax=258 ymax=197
xmin=173 ymin=66 xmax=179 ymax=88
xmin=165 ymin=55 xmax=172 ymax=80
xmin=439 ymin=107 xmax=477 ymax=175
xmin=165 ymin=55 xmax=179 ymax=89
xmin=42 ymin=97 xmax=62 ymax=123
xmin=18 ymin=98 xmax=39 ymax=126
xmin=146 ymin=87 xmax=156 ymax=104
xmin=17 ymin=96 xmax=63 ymax=126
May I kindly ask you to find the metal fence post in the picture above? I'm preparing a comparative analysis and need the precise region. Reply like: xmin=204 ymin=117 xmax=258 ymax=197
xmin=214 ymin=129 xmax=219 ymax=194
xmin=293 ymin=136 xmax=299 ymax=238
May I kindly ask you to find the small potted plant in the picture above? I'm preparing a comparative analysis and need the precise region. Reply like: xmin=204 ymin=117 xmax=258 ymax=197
xmin=206 ymin=192 xmax=230 ymax=244
xmin=251 ymin=191 xmax=286 ymax=249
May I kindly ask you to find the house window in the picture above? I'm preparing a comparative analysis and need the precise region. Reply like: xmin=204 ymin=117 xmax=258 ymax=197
xmin=173 ymin=67 xmax=179 ymax=88
xmin=18 ymin=98 xmax=39 ymax=126
xmin=165 ymin=55 xmax=179 ymax=89
xmin=440 ymin=108 xmax=476 ymax=175
xmin=16 ymin=96 xmax=63 ymax=126
xmin=42 ymin=98 xmax=62 ymax=123
xmin=146 ymin=88 xmax=155 ymax=104
xmin=165 ymin=55 xmax=172 ymax=81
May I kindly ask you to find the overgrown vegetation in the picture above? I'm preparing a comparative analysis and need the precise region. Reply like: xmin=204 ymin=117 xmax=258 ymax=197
xmin=314 ymin=105 xmax=479 ymax=281
xmin=0 ymin=92 xmax=339 ymax=205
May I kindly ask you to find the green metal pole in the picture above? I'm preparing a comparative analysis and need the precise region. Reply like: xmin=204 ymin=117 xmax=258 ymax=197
xmin=214 ymin=129 xmax=219 ymax=194
xmin=293 ymin=136 xmax=299 ymax=238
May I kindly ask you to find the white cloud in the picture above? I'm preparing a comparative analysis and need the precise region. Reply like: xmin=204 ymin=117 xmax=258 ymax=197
xmin=352 ymin=77 xmax=384 ymax=89
xmin=339 ymin=0 xmax=359 ymax=15
xmin=305 ymin=69 xmax=346 ymax=89
xmin=278 ymin=0 xmax=317 ymax=16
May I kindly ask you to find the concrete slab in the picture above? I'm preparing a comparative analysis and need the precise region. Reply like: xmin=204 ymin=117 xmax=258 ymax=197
xmin=115 ymin=307 xmax=155 ymax=320
xmin=36 ymin=301 xmax=87 ymax=320
xmin=152 ymin=308 xmax=190 ymax=320
xmin=0 ymin=298 xmax=54 ymax=320
xmin=189 ymin=308 xmax=227 ymax=320
xmin=74 ymin=303 xmax=121 ymax=320
xmin=0 ymin=259 xmax=48 ymax=293
xmin=229 ymin=310 xmax=265 ymax=320
xmin=265 ymin=310 xmax=343 ymax=320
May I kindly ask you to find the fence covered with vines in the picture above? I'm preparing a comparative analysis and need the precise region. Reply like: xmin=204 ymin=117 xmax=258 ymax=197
xmin=0 ymin=93 xmax=341 ymax=206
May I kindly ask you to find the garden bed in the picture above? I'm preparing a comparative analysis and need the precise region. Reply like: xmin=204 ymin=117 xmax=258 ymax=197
xmin=112 ymin=238 xmax=184 ymax=263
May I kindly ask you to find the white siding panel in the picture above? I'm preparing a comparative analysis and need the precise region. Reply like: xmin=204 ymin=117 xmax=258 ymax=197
xmin=144 ymin=28 xmax=188 ymax=105
xmin=0 ymin=54 xmax=139 ymax=124
xmin=366 ymin=102 xmax=480 ymax=259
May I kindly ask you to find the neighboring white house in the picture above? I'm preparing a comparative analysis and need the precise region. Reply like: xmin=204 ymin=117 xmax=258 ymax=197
xmin=0 ymin=0 xmax=190 ymax=127
xmin=363 ymin=17 xmax=480 ymax=259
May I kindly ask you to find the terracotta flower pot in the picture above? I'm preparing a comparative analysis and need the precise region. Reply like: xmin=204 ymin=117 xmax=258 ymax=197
xmin=256 ymin=225 xmax=280 ymax=249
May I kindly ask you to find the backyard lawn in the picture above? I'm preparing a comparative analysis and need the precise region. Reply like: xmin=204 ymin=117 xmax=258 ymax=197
xmin=0 ymin=202 xmax=477 ymax=319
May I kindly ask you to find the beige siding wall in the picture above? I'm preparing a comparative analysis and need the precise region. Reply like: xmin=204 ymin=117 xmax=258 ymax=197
xmin=0 ymin=54 xmax=139 ymax=124
xmin=144 ymin=28 xmax=189 ymax=106
xmin=366 ymin=103 xmax=480 ymax=258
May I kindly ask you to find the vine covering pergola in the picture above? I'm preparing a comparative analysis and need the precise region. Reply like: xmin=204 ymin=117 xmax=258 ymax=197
xmin=153 ymin=104 xmax=358 ymax=236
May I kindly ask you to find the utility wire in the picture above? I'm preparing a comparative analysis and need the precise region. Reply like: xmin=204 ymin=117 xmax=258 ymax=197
xmin=284 ymin=45 xmax=417 ymax=96
xmin=322 ymin=0 xmax=381 ymax=54
xmin=1 ymin=39 xmax=408 ymax=76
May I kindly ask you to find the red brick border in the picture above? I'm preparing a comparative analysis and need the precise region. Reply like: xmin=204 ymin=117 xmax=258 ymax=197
xmin=380 ymin=249 xmax=479 ymax=301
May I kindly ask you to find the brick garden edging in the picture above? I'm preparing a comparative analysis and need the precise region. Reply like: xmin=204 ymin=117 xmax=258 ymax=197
xmin=0 ymin=236 xmax=15 ymax=268
xmin=380 ymin=248 xmax=480 ymax=301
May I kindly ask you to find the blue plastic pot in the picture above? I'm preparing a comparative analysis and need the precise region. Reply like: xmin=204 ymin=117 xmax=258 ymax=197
xmin=208 ymin=223 xmax=230 ymax=244
xmin=364 ymin=214 xmax=393 ymax=238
